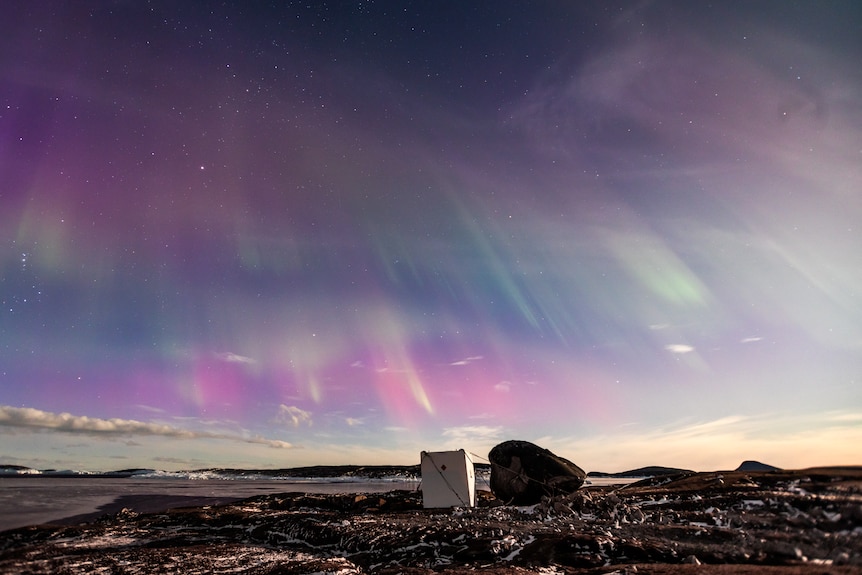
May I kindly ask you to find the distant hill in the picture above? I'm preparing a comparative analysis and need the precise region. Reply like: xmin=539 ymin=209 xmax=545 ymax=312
xmin=588 ymin=466 xmax=693 ymax=478
xmin=192 ymin=465 xmax=421 ymax=478
xmin=0 ymin=463 xmax=495 ymax=479
xmin=735 ymin=460 xmax=781 ymax=472
xmin=0 ymin=464 xmax=35 ymax=474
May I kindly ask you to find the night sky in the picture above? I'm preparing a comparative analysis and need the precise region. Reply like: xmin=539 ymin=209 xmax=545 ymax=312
xmin=2 ymin=1 xmax=861 ymax=472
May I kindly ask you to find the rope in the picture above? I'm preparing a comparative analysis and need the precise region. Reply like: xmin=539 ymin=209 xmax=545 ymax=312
xmin=422 ymin=450 xmax=584 ymax=506
xmin=469 ymin=451 xmax=493 ymax=491
xmin=476 ymin=449 xmax=636 ymax=499
xmin=468 ymin=451 xmax=491 ymax=464
xmin=468 ymin=450 xmax=580 ymax=501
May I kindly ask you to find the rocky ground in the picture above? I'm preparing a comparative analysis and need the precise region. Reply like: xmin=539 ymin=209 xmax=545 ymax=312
xmin=1 ymin=467 xmax=860 ymax=574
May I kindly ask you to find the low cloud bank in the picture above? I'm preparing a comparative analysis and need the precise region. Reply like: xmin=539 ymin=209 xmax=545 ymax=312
xmin=0 ymin=405 xmax=291 ymax=449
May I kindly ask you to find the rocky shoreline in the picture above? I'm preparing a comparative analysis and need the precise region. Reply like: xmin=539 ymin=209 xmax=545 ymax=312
xmin=1 ymin=467 xmax=860 ymax=574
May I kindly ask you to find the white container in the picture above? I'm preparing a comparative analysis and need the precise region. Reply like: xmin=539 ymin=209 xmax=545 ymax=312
xmin=420 ymin=449 xmax=476 ymax=508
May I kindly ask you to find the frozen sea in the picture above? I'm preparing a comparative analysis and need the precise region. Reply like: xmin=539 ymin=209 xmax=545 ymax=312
xmin=0 ymin=476 xmax=420 ymax=532
xmin=0 ymin=473 xmax=634 ymax=532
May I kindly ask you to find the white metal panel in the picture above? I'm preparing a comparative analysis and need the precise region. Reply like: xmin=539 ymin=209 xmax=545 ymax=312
xmin=420 ymin=449 xmax=476 ymax=508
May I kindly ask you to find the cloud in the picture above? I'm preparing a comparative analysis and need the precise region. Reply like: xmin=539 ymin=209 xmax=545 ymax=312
xmin=374 ymin=366 xmax=410 ymax=373
xmin=135 ymin=404 xmax=167 ymax=414
xmin=247 ymin=436 xmax=295 ymax=448
xmin=0 ymin=406 xmax=198 ymax=437
xmin=442 ymin=425 xmax=504 ymax=445
xmin=216 ymin=352 xmax=256 ymax=364
xmin=449 ymin=355 xmax=484 ymax=366
xmin=826 ymin=411 xmax=862 ymax=423
xmin=153 ymin=456 xmax=200 ymax=465
xmin=494 ymin=381 xmax=511 ymax=393
xmin=659 ymin=415 xmax=750 ymax=439
xmin=276 ymin=404 xmax=313 ymax=427
xmin=740 ymin=336 xmax=763 ymax=343
xmin=665 ymin=344 xmax=695 ymax=354
xmin=345 ymin=417 xmax=364 ymax=426
xmin=0 ymin=405 xmax=292 ymax=449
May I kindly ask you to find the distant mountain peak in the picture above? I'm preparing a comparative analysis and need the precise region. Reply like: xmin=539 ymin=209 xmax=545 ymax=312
xmin=736 ymin=460 xmax=781 ymax=472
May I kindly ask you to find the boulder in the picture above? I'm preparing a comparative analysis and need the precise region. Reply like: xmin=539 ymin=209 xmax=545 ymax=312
xmin=488 ymin=440 xmax=586 ymax=505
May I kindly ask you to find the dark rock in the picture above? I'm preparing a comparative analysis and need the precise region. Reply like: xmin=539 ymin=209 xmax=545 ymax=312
xmin=488 ymin=440 xmax=586 ymax=505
